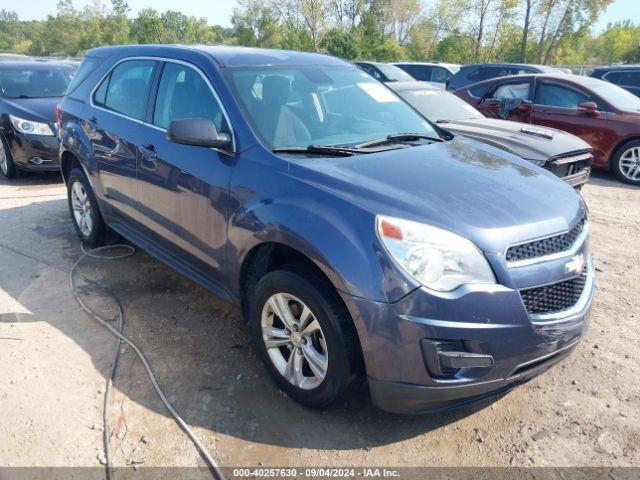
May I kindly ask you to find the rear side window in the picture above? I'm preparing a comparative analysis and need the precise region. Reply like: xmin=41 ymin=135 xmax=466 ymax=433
xmin=468 ymin=66 xmax=509 ymax=82
xmin=66 ymin=57 xmax=101 ymax=94
xmin=152 ymin=62 xmax=228 ymax=133
xmin=94 ymin=60 xmax=156 ymax=121
xmin=400 ymin=65 xmax=431 ymax=81
xmin=605 ymin=70 xmax=640 ymax=87
xmin=431 ymin=67 xmax=450 ymax=83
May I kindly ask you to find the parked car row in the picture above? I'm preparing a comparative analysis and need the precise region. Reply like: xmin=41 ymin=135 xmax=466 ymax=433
xmin=355 ymin=60 xmax=640 ymax=186
xmin=454 ymin=73 xmax=640 ymax=185
xmin=0 ymin=46 xmax=598 ymax=415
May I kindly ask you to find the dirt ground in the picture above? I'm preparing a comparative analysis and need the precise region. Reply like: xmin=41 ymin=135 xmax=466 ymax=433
xmin=1 ymin=170 xmax=639 ymax=475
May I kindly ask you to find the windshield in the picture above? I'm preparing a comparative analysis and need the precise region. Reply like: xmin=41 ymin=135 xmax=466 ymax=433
xmin=0 ymin=65 xmax=74 ymax=98
xmin=586 ymin=79 xmax=640 ymax=112
xmin=374 ymin=63 xmax=414 ymax=82
xmin=226 ymin=66 xmax=438 ymax=149
xmin=398 ymin=88 xmax=484 ymax=122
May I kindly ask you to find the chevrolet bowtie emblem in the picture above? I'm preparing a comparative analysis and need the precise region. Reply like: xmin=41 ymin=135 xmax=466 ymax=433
xmin=565 ymin=254 xmax=585 ymax=275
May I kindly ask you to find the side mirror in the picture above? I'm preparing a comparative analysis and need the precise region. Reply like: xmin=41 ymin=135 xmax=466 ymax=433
xmin=167 ymin=118 xmax=232 ymax=150
xmin=578 ymin=101 xmax=598 ymax=115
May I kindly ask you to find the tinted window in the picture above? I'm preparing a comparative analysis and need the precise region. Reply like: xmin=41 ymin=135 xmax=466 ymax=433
xmin=359 ymin=64 xmax=382 ymax=80
xmin=605 ymin=70 xmax=640 ymax=87
xmin=153 ymin=62 xmax=228 ymax=133
xmin=66 ymin=57 xmax=101 ymax=93
xmin=0 ymin=65 xmax=74 ymax=98
xmin=95 ymin=60 xmax=155 ymax=120
xmin=431 ymin=67 xmax=450 ymax=83
xmin=398 ymin=65 xmax=431 ymax=81
xmin=469 ymin=83 xmax=493 ymax=97
xmin=535 ymin=83 xmax=589 ymax=109
xmin=468 ymin=66 xmax=510 ymax=82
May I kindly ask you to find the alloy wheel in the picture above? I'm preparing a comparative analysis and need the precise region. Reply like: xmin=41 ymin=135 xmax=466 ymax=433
xmin=260 ymin=293 xmax=328 ymax=390
xmin=618 ymin=146 xmax=640 ymax=181
xmin=0 ymin=141 xmax=7 ymax=175
xmin=70 ymin=181 xmax=93 ymax=237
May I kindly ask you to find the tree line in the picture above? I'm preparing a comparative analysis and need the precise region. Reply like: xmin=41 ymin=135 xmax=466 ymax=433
xmin=0 ymin=0 xmax=638 ymax=66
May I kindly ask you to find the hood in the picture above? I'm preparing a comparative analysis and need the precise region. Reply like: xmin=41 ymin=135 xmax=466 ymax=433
xmin=2 ymin=97 xmax=60 ymax=124
xmin=438 ymin=117 xmax=591 ymax=162
xmin=291 ymin=137 xmax=585 ymax=254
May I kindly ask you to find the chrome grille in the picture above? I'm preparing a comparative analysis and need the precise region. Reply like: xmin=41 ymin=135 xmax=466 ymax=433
xmin=506 ymin=218 xmax=586 ymax=263
xmin=520 ymin=267 xmax=588 ymax=315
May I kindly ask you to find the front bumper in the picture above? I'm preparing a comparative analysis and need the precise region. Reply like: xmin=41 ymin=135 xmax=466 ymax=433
xmin=7 ymin=133 xmax=60 ymax=172
xmin=345 ymin=259 xmax=594 ymax=414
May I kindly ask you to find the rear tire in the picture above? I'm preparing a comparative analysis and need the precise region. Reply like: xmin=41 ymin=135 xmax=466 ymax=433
xmin=67 ymin=168 xmax=108 ymax=247
xmin=612 ymin=140 xmax=640 ymax=185
xmin=250 ymin=269 xmax=363 ymax=409
xmin=0 ymin=134 xmax=17 ymax=179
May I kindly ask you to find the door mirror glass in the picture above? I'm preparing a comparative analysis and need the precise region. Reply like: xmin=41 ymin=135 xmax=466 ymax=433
xmin=578 ymin=101 xmax=598 ymax=114
xmin=167 ymin=118 xmax=232 ymax=149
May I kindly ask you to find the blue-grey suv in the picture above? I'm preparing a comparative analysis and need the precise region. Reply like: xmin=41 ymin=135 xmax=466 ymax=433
xmin=59 ymin=45 xmax=594 ymax=414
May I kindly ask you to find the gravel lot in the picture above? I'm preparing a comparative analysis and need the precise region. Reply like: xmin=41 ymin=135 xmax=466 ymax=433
xmin=1 ymin=170 xmax=639 ymax=474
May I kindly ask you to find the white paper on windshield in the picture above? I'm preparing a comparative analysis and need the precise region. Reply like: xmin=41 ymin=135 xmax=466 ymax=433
xmin=358 ymin=82 xmax=399 ymax=103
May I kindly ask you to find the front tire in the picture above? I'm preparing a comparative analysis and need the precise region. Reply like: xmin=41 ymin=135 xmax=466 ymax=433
xmin=250 ymin=269 xmax=363 ymax=409
xmin=0 ymin=134 xmax=17 ymax=179
xmin=67 ymin=168 xmax=108 ymax=247
xmin=612 ymin=140 xmax=640 ymax=185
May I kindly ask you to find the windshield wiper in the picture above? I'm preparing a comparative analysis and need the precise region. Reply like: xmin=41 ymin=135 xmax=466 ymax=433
xmin=355 ymin=133 xmax=444 ymax=149
xmin=272 ymin=145 xmax=360 ymax=157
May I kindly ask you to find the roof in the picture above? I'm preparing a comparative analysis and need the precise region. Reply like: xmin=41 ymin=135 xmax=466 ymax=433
xmin=592 ymin=64 xmax=640 ymax=70
xmin=460 ymin=63 xmax=559 ymax=72
xmin=86 ymin=44 xmax=352 ymax=68
xmin=394 ymin=61 xmax=460 ymax=69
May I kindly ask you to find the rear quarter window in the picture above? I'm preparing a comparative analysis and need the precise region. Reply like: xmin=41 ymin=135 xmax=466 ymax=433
xmin=66 ymin=57 xmax=102 ymax=94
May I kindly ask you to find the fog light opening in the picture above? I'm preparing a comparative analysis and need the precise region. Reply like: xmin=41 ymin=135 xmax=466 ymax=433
xmin=421 ymin=338 xmax=494 ymax=379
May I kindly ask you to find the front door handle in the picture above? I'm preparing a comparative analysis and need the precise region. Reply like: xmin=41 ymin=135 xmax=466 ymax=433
xmin=138 ymin=144 xmax=158 ymax=170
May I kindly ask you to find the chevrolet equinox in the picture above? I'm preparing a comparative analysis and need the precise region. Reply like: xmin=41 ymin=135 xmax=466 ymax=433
xmin=59 ymin=45 xmax=594 ymax=414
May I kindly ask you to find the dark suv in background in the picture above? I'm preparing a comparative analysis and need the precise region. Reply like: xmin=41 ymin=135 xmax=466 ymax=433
xmin=59 ymin=45 xmax=593 ymax=414
xmin=590 ymin=65 xmax=640 ymax=97
xmin=447 ymin=63 xmax=563 ymax=91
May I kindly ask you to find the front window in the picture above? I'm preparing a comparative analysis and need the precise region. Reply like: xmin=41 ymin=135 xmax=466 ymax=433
xmin=0 ymin=65 xmax=74 ymax=98
xmin=535 ymin=83 xmax=589 ymax=109
xmin=226 ymin=66 xmax=438 ymax=149
xmin=398 ymin=89 xmax=483 ymax=122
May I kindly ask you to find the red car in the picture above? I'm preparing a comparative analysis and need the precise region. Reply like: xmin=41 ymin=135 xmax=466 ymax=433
xmin=454 ymin=74 xmax=640 ymax=185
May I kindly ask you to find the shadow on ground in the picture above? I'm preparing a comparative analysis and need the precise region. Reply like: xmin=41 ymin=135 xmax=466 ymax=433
xmin=0 ymin=196 xmax=499 ymax=452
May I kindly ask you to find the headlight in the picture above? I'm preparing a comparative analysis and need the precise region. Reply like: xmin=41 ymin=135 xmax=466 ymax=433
xmin=377 ymin=215 xmax=496 ymax=292
xmin=10 ymin=115 xmax=54 ymax=136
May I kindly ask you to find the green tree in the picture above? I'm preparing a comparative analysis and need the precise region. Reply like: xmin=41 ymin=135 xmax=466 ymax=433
xmin=321 ymin=28 xmax=360 ymax=59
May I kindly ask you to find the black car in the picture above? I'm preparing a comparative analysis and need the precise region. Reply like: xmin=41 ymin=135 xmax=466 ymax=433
xmin=389 ymin=81 xmax=592 ymax=189
xmin=446 ymin=63 xmax=562 ymax=92
xmin=589 ymin=65 xmax=640 ymax=97
xmin=355 ymin=61 xmax=415 ymax=83
xmin=0 ymin=61 xmax=75 ymax=179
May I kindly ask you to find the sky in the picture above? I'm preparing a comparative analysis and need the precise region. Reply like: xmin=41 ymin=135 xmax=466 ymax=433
xmin=8 ymin=0 xmax=638 ymax=32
